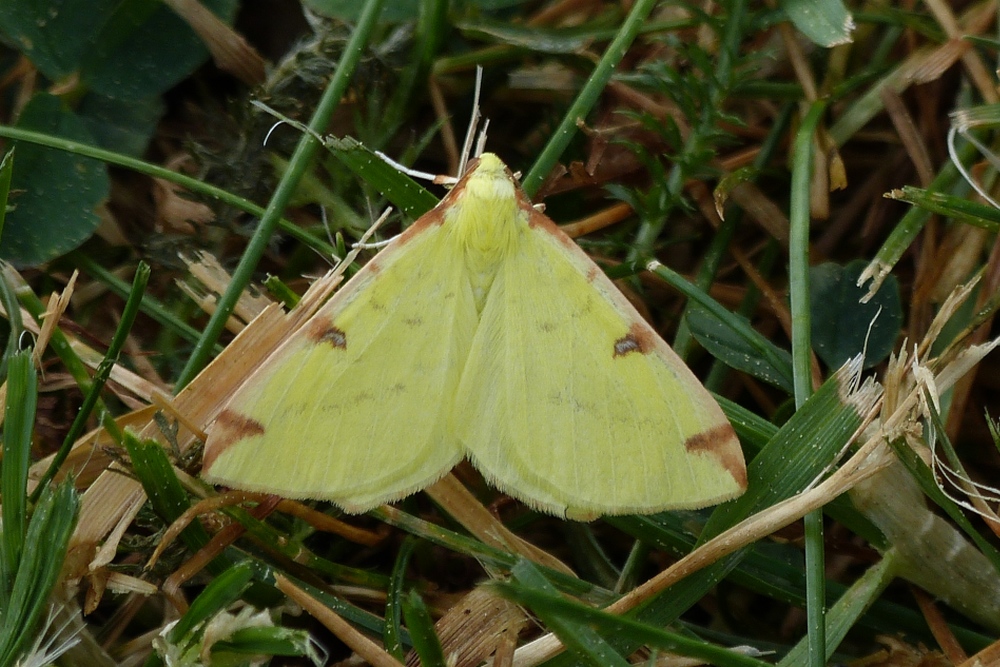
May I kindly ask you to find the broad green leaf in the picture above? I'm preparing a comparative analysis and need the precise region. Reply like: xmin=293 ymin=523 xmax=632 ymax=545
xmin=78 ymin=93 xmax=164 ymax=157
xmin=0 ymin=93 xmax=109 ymax=267
xmin=305 ymin=0 xmax=416 ymax=21
xmin=687 ymin=305 xmax=794 ymax=392
xmin=80 ymin=0 xmax=238 ymax=100
xmin=457 ymin=19 xmax=606 ymax=53
xmin=809 ymin=260 xmax=902 ymax=370
xmin=0 ymin=0 xmax=120 ymax=81
xmin=0 ymin=0 xmax=237 ymax=102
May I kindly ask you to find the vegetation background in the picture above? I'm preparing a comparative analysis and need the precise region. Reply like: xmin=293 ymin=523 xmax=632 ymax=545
xmin=0 ymin=0 xmax=999 ymax=665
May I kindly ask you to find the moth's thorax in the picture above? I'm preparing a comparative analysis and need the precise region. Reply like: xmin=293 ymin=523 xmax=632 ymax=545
xmin=447 ymin=153 xmax=527 ymax=310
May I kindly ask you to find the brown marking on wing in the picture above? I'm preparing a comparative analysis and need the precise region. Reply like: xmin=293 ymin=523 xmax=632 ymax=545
xmin=684 ymin=423 xmax=748 ymax=488
xmin=586 ymin=266 xmax=600 ymax=283
xmin=526 ymin=206 xmax=578 ymax=250
xmin=397 ymin=204 xmax=447 ymax=243
xmin=203 ymin=409 xmax=266 ymax=470
xmin=391 ymin=157 xmax=486 ymax=245
xmin=306 ymin=318 xmax=347 ymax=348
xmin=612 ymin=322 xmax=656 ymax=357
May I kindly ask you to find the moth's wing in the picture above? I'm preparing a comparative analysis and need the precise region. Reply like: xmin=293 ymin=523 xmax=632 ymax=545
xmin=455 ymin=213 xmax=746 ymax=519
xmin=204 ymin=218 xmax=474 ymax=512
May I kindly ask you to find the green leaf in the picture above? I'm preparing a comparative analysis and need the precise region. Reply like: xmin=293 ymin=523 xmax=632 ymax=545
xmin=124 ymin=432 xmax=231 ymax=573
xmin=168 ymin=562 xmax=257 ymax=644
xmin=0 ymin=351 xmax=36 ymax=605
xmin=0 ymin=149 xmax=14 ymax=243
xmin=402 ymin=590 xmax=447 ymax=667
xmin=687 ymin=305 xmax=794 ymax=392
xmin=457 ymin=18 xmax=605 ymax=53
xmin=77 ymin=93 xmax=164 ymax=156
xmin=704 ymin=358 xmax=881 ymax=537
xmin=0 ymin=0 xmax=237 ymax=101
xmin=304 ymin=0 xmax=414 ymax=22
xmin=886 ymin=185 xmax=1000 ymax=233
xmin=779 ymin=553 xmax=899 ymax=667
xmin=809 ymin=260 xmax=902 ymax=370
xmin=643 ymin=261 xmax=795 ymax=393
xmin=324 ymin=136 xmax=439 ymax=220
xmin=782 ymin=0 xmax=854 ymax=47
xmin=1 ymin=93 xmax=110 ymax=267
xmin=0 ymin=481 xmax=79 ymax=667
xmin=509 ymin=560 xmax=631 ymax=667
xmin=79 ymin=0 xmax=239 ymax=100
xmin=211 ymin=625 xmax=323 ymax=664
xmin=384 ymin=537 xmax=417 ymax=659
xmin=495 ymin=561 xmax=772 ymax=667
xmin=0 ymin=0 xmax=121 ymax=81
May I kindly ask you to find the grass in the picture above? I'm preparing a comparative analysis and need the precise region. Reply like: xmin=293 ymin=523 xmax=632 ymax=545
xmin=1 ymin=0 xmax=1000 ymax=665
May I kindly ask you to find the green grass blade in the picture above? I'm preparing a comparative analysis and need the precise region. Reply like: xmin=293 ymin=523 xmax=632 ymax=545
xmin=324 ymin=136 xmax=438 ymax=219
xmin=123 ymin=432 xmax=228 ymax=573
xmin=0 ymin=149 xmax=12 ymax=250
xmin=643 ymin=261 xmax=794 ymax=392
xmin=384 ymin=536 xmax=416 ymax=659
xmin=167 ymin=561 xmax=256 ymax=644
xmin=402 ymin=590 xmax=447 ymax=667
xmin=31 ymin=262 xmax=149 ymax=502
xmin=0 ymin=350 xmax=36 ymax=605
xmin=175 ymin=0 xmax=387 ymax=388
xmin=704 ymin=358 xmax=880 ymax=537
xmin=510 ymin=560 xmax=631 ymax=667
xmin=887 ymin=185 xmax=1000 ymax=232
xmin=856 ymin=139 xmax=974 ymax=297
xmin=521 ymin=0 xmax=659 ymax=196
xmin=370 ymin=506 xmax=607 ymax=602
xmin=0 ymin=481 xmax=79 ymax=667
xmin=0 ymin=126 xmax=332 ymax=258
xmin=779 ymin=551 xmax=899 ymax=666
xmin=789 ymin=99 xmax=830 ymax=667
xmin=497 ymin=560 xmax=771 ymax=667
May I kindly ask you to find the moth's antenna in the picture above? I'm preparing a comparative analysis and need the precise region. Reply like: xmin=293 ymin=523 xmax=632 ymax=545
xmin=375 ymin=150 xmax=457 ymax=185
xmin=457 ymin=66 xmax=485 ymax=177
xmin=474 ymin=117 xmax=491 ymax=158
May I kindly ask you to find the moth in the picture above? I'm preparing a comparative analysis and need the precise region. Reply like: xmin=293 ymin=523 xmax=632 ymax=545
xmin=203 ymin=153 xmax=746 ymax=519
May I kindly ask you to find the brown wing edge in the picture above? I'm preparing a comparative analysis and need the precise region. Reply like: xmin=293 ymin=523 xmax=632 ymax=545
xmin=513 ymin=176 xmax=749 ymax=497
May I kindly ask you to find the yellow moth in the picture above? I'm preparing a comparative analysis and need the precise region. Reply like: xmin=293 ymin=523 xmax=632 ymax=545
xmin=203 ymin=153 xmax=747 ymax=519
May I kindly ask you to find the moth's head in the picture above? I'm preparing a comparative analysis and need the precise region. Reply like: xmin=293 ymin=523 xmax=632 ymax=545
xmin=464 ymin=153 xmax=517 ymax=202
